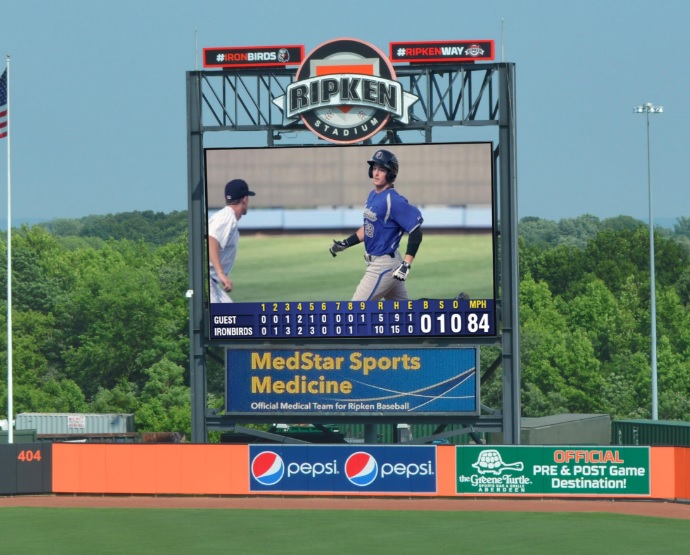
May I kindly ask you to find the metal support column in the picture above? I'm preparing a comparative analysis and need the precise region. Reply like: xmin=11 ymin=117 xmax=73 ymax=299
xmin=364 ymin=424 xmax=378 ymax=444
xmin=498 ymin=63 xmax=521 ymax=444
xmin=187 ymin=71 xmax=207 ymax=443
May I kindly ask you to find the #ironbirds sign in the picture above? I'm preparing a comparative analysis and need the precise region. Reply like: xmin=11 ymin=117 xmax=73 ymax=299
xmin=203 ymin=45 xmax=304 ymax=68
xmin=272 ymin=38 xmax=419 ymax=144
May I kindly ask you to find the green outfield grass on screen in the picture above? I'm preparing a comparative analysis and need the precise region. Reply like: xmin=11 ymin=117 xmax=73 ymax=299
xmin=230 ymin=233 xmax=493 ymax=303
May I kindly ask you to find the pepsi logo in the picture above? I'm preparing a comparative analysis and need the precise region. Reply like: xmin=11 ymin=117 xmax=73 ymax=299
xmin=251 ymin=451 xmax=285 ymax=486
xmin=345 ymin=451 xmax=378 ymax=487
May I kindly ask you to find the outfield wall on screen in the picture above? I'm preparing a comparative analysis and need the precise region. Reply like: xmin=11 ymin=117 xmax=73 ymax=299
xmin=209 ymin=206 xmax=493 ymax=231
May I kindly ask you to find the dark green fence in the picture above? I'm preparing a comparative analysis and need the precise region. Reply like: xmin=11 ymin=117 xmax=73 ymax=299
xmin=613 ymin=419 xmax=690 ymax=447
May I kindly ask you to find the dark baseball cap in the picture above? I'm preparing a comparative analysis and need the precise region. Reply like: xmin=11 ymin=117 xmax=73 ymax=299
xmin=224 ymin=179 xmax=256 ymax=201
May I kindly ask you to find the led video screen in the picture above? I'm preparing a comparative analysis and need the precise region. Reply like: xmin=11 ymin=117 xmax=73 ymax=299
xmin=205 ymin=142 xmax=496 ymax=341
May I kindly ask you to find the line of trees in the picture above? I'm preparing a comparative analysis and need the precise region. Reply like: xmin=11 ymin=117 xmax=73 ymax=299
xmin=0 ymin=211 xmax=689 ymax=437
xmin=486 ymin=215 xmax=690 ymax=420
xmin=0 ymin=211 xmax=194 ymax=434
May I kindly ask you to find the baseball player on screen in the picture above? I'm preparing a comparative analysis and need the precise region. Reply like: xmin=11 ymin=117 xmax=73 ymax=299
xmin=329 ymin=149 xmax=423 ymax=301
xmin=208 ymin=178 xmax=256 ymax=303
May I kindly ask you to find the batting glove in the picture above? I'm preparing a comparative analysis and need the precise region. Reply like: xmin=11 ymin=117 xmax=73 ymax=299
xmin=330 ymin=239 xmax=349 ymax=257
xmin=392 ymin=261 xmax=411 ymax=281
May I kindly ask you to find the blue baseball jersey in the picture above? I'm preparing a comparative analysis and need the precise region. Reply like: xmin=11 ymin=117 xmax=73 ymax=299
xmin=362 ymin=187 xmax=423 ymax=256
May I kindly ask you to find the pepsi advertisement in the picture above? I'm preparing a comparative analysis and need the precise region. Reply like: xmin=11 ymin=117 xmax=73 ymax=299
xmin=249 ymin=445 xmax=437 ymax=493
xmin=227 ymin=347 xmax=479 ymax=416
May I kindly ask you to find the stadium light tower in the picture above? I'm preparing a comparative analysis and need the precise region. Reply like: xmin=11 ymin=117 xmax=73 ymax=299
xmin=633 ymin=101 xmax=663 ymax=420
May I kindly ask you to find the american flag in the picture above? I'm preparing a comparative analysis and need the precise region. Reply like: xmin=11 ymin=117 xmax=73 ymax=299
xmin=0 ymin=68 xmax=7 ymax=139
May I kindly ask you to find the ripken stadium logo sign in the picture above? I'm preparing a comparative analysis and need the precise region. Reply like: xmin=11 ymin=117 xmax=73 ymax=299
xmin=273 ymin=38 xmax=418 ymax=144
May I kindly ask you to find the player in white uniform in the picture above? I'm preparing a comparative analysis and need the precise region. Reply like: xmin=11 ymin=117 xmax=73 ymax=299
xmin=208 ymin=179 xmax=256 ymax=303
xmin=329 ymin=149 xmax=423 ymax=301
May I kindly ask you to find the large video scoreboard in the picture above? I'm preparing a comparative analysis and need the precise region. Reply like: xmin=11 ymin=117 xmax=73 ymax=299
xmin=205 ymin=141 xmax=496 ymax=342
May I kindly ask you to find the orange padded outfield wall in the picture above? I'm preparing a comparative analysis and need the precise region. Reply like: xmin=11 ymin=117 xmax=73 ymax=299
xmin=51 ymin=444 xmax=690 ymax=500
xmin=52 ymin=444 xmax=251 ymax=495
xmin=676 ymin=447 xmax=690 ymax=500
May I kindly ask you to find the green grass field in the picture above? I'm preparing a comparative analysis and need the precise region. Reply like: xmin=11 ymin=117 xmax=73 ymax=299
xmin=2 ymin=507 xmax=689 ymax=554
xmin=231 ymin=232 xmax=494 ymax=302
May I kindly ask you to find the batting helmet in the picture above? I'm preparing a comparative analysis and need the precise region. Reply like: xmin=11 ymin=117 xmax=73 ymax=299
xmin=367 ymin=149 xmax=399 ymax=183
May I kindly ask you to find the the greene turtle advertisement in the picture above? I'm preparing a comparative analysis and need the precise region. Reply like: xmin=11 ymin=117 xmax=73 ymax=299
xmin=457 ymin=446 xmax=650 ymax=496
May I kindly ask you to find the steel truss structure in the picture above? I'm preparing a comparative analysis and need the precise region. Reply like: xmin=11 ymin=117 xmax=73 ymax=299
xmin=186 ymin=61 xmax=520 ymax=444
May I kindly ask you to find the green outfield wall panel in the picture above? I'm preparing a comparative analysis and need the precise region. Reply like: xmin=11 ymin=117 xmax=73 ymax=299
xmin=613 ymin=419 xmax=690 ymax=447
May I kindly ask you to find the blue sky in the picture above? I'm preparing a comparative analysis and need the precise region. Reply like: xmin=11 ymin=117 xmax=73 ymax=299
xmin=0 ymin=0 xmax=688 ymax=225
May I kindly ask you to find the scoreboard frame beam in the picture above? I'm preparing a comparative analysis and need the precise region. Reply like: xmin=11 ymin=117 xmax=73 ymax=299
xmin=186 ymin=61 xmax=520 ymax=444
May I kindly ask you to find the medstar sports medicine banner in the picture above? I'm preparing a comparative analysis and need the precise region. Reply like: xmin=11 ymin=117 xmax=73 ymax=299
xmin=226 ymin=348 xmax=478 ymax=415
xmin=456 ymin=446 xmax=651 ymax=496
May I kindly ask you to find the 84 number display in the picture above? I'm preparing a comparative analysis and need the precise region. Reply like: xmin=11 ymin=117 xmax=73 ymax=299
xmin=419 ymin=312 xmax=490 ymax=334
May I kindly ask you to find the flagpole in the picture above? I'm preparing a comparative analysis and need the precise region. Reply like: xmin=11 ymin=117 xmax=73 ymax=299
xmin=5 ymin=55 xmax=12 ymax=444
